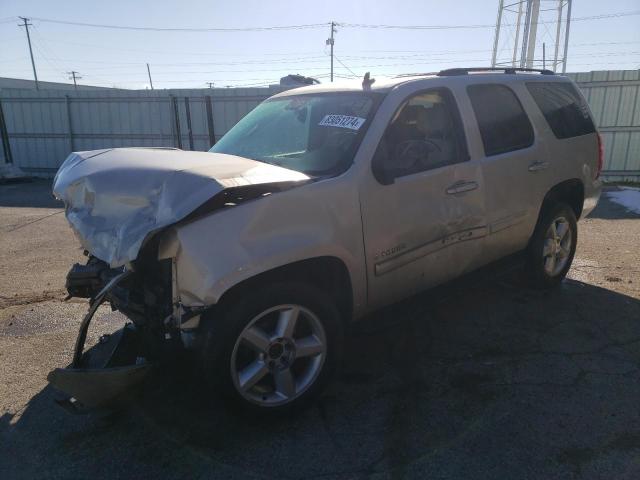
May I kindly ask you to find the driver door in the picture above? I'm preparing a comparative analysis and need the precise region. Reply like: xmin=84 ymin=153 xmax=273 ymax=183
xmin=359 ymin=88 xmax=487 ymax=310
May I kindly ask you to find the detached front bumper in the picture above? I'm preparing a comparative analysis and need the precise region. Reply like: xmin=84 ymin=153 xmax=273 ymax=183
xmin=48 ymin=271 xmax=154 ymax=413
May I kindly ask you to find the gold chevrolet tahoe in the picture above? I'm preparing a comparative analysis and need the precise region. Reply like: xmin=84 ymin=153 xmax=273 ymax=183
xmin=49 ymin=68 xmax=602 ymax=413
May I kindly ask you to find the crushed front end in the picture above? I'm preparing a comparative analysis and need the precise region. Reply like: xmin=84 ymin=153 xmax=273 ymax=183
xmin=49 ymin=147 xmax=310 ymax=412
xmin=48 ymin=242 xmax=177 ymax=413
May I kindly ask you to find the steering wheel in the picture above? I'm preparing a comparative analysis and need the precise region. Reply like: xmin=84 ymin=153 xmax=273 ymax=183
xmin=394 ymin=139 xmax=442 ymax=171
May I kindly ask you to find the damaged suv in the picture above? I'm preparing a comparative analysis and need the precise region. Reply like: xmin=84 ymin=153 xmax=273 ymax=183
xmin=50 ymin=68 xmax=602 ymax=413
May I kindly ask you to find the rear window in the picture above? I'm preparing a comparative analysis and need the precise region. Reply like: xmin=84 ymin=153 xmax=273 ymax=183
xmin=467 ymin=84 xmax=534 ymax=156
xmin=526 ymin=82 xmax=595 ymax=139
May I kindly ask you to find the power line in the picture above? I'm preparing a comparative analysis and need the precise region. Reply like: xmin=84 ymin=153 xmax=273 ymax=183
xmin=7 ymin=50 xmax=640 ymax=76
xmin=8 ymin=10 xmax=640 ymax=89
xmin=21 ymin=29 xmax=640 ymax=67
xmin=342 ymin=10 xmax=640 ymax=30
xmin=28 ymin=25 xmax=144 ymax=85
xmin=29 ymin=26 xmax=71 ymax=79
xmin=24 ymin=9 xmax=640 ymax=33
xmin=22 ymin=51 xmax=640 ymax=75
xmin=30 ymin=17 xmax=329 ymax=32
xmin=4 ymin=55 xmax=329 ymax=67
xmin=25 ymin=37 xmax=329 ymax=57
xmin=13 ymin=47 xmax=638 ymax=70
xmin=29 ymin=39 xmax=640 ymax=59
xmin=333 ymin=56 xmax=359 ymax=78
xmin=29 ymin=39 xmax=65 ymax=79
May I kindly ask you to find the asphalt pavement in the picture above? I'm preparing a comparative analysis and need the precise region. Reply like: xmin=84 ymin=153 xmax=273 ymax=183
xmin=1 ymin=180 xmax=639 ymax=480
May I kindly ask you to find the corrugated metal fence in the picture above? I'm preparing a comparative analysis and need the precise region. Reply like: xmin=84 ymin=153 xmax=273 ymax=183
xmin=1 ymin=70 xmax=639 ymax=181
xmin=0 ymin=86 xmax=286 ymax=176
xmin=567 ymin=70 xmax=640 ymax=182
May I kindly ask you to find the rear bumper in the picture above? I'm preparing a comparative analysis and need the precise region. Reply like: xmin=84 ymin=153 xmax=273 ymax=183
xmin=582 ymin=178 xmax=602 ymax=219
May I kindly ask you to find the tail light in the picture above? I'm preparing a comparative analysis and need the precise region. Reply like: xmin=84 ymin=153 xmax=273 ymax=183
xmin=596 ymin=132 xmax=604 ymax=179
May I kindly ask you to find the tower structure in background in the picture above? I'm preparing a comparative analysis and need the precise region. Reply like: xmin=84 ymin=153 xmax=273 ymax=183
xmin=491 ymin=0 xmax=573 ymax=73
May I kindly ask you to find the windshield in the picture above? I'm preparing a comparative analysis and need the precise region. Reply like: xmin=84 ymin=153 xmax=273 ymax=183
xmin=209 ymin=92 xmax=380 ymax=176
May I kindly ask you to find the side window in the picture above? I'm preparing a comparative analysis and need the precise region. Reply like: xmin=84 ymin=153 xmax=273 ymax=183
xmin=467 ymin=84 xmax=534 ymax=156
xmin=373 ymin=89 xmax=467 ymax=180
xmin=526 ymin=82 xmax=596 ymax=139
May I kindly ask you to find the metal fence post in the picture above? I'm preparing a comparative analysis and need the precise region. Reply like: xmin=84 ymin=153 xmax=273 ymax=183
xmin=0 ymin=98 xmax=13 ymax=164
xmin=170 ymin=95 xmax=182 ymax=149
xmin=205 ymin=95 xmax=216 ymax=147
xmin=184 ymin=96 xmax=194 ymax=150
xmin=65 ymin=95 xmax=75 ymax=153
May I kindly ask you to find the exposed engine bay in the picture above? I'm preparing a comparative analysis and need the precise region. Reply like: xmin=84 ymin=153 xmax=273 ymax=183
xmin=48 ymin=240 xmax=175 ymax=413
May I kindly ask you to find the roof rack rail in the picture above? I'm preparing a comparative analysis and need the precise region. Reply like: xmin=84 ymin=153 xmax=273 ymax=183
xmin=438 ymin=67 xmax=555 ymax=76
xmin=394 ymin=72 xmax=439 ymax=78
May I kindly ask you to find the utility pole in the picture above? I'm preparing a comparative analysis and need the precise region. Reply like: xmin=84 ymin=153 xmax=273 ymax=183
xmin=67 ymin=71 xmax=81 ymax=90
xmin=543 ymin=42 xmax=546 ymax=70
xmin=326 ymin=22 xmax=336 ymax=82
xmin=206 ymin=82 xmax=214 ymax=88
xmin=146 ymin=63 xmax=154 ymax=90
xmin=18 ymin=17 xmax=39 ymax=90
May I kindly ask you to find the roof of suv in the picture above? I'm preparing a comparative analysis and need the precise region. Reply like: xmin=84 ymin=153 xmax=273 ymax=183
xmin=273 ymin=67 xmax=571 ymax=98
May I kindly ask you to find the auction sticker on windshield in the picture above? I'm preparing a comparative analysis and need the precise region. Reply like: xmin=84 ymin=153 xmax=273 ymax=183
xmin=319 ymin=115 xmax=366 ymax=130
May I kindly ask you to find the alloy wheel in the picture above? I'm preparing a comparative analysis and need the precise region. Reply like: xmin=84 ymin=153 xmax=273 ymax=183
xmin=542 ymin=216 xmax=573 ymax=277
xmin=230 ymin=304 xmax=326 ymax=407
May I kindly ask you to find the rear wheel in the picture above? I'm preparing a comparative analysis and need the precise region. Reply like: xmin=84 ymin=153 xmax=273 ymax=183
xmin=200 ymin=282 xmax=342 ymax=413
xmin=525 ymin=202 xmax=578 ymax=289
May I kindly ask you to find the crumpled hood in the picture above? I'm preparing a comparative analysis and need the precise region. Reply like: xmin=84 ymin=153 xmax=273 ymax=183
xmin=53 ymin=148 xmax=308 ymax=267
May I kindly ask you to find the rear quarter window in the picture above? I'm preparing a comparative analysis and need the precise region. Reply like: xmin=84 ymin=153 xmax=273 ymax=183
xmin=526 ymin=82 xmax=596 ymax=139
xmin=467 ymin=84 xmax=534 ymax=156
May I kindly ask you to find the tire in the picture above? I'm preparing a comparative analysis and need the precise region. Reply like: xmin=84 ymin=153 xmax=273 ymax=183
xmin=525 ymin=202 xmax=578 ymax=289
xmin=199 ymin=282 xmax=343 ymax=414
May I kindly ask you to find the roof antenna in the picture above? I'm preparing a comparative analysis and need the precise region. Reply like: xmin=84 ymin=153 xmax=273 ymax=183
xmin=362 ymin=72 xmax=375 ymax=90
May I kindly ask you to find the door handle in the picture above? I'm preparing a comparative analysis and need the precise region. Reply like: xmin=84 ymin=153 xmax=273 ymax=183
xmin=446 ymin=181 xmax=478 ymax=195
xmin=528 ymin=161 xmax=549 ymax=172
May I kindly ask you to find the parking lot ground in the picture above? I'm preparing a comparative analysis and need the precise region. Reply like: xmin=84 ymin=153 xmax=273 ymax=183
xmin=1 ymin=180 xmax=639 ymax=480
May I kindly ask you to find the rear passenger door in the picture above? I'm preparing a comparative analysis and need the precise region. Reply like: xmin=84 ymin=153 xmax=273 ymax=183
xmin=466 ymin=83 xmax=546 ymax=260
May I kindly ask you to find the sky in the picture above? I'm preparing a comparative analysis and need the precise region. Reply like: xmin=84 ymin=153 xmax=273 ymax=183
xmin=1 ymin=0 xmax=639 ymax=89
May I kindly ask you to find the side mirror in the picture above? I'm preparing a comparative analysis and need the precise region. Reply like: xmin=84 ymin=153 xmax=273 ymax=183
xmin=371 ymin=139 xmax=395 ymax=185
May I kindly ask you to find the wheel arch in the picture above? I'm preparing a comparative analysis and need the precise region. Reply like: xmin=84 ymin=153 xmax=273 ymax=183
xmin=215 ymin=256 xmax=354 ymax=325
xmin=538 ymin=179 xmax=585 ymax=222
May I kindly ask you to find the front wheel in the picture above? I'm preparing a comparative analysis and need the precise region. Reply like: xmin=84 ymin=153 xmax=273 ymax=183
xmin=200 ymin=283 xmax=342 ymax=413
xmin=525 ymin=202 xmax=578 ymax=289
